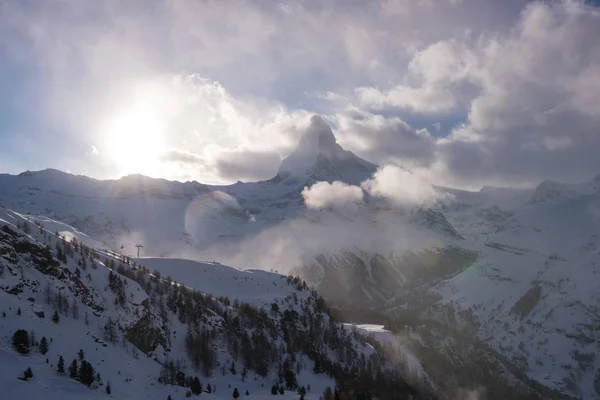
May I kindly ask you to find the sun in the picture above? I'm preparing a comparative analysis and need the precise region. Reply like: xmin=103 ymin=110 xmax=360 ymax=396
xmin=103 ymin=102 xmax=165 ymax=176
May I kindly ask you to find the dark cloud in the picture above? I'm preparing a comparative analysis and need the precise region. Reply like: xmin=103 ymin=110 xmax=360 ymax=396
xmin=215 ymin=150 xmax=282 ymax=182
xmin=161 ymin=150 xmax=203 ymax=165
xmin=337 ymin=112 xmax=436 ymax=167
xmin=437 ymin=1 xmax=600 ymax=186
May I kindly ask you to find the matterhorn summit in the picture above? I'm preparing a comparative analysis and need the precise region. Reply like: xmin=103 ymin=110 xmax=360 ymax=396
xmin=277 ymin=115 xmax=376 ymax=185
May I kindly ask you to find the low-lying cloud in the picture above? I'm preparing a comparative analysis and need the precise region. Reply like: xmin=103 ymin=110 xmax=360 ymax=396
xmin=362 ymin=165 xmax=451 ymax=206
xmin=302 ymin=181 xmax=364 ymax=209
xmin=301 ymin=165 xmax=450 ymax=210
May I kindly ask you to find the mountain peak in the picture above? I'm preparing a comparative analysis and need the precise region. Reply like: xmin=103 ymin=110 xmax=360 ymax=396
xmin=294 ymin=115 xmax=340 ymax=157
xmin=277 ymin=115 xmax=376 ymax=185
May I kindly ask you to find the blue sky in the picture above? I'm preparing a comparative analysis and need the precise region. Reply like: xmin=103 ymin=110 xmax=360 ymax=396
xmin=1 ymin=0 xmax=600 ymax=189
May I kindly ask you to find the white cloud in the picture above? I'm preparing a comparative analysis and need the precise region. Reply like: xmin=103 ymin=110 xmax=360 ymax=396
xmin=361 ymin=165 xmax=450 ymax=206
xmin=302 ymin=181 xmax=364 ymax=210
xmin=356 ymin=39 xmax=478 ymax=113
xmin=437 ymin=0 xmax=600 ymax=186
xmin=340 ymin=1 xmax=600 ymax=187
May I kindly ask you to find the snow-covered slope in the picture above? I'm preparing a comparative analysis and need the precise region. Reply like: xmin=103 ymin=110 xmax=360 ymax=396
xmin=421 ymin=179 xmax=600 ymax=399
xmin=0 ymin=208 xmax=432 ymax=400
xmin=136 ymin=258 xmax=305 ymax=308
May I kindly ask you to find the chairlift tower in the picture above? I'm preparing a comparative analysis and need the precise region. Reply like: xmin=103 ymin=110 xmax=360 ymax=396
xmin=135 ymin=244 xmax=143 ymax=258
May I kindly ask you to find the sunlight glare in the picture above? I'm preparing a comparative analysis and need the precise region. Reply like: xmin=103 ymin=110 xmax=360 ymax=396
xmin=103 ymin=102 xmax=165 ymax=176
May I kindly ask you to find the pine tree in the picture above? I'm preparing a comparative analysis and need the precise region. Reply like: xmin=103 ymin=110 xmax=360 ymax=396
xmin=78 ymin=360 xmax=95 ymax=386
xmin=12 ymin=329 xmax=30 ymax=354
xmin=57 ymin=355 xmax=65 ymax=374
xmin=78 ymin=349 xmax=85 ymax=361
xmin=207 ymin=383 xmax=212 ymax=393
xmin=52 ymin=311 xmax=60 ymax=323
xmin=246 ymin=390 xmax=250 ymax=395
xmin=232 ymin=388 xmax=240 ymax=399
xmin=167 ymin=396 xmax=172 ymax=400
xmin=69 ymin=359 xmax=78 ymax=379
xmin=106 ymin=381 xmax=111 ymax=395
xmin=271 ymin=385 xmax=278 ymax=395
xmin=17 ymin=307 xmax=21 ymax=316
xmin=191 ymin=377 xmax=202 ymax=395
xmin=24 ymin=367 xmax=33 ymax=380
xmin=230 ymin=361 xmax=237 ymax=375
xmin=39 ymin=337 xmax=49 ymax=355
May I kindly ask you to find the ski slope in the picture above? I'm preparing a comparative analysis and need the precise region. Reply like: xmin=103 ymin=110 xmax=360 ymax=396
xmin=135 ymin=257 xmax=309 ymax=309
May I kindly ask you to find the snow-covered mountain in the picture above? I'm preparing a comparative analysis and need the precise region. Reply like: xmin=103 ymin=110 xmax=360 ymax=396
xmin=0 ymin=208 xmax=433 ymax=399
xmin=423 ymin=179 xmax=600 ymax=399
xmin=0 ymin=117 xmax=466 ymax=304
xmin=1 ymin=116 xmax=599 ymax=398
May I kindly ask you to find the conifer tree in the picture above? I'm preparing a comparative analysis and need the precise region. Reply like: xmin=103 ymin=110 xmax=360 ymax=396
xmin=232 ymin=388 xmax=240 ymax=399
xmin=57 ymin=355 xmax=65 ymax=374
xmin=191 ymin=377 xmax=202 ymax=395
xmin=39 ymin=337 xmax=49 ymax=355
xmin=106 ymin=381 xmax=111 ymax=395
xmin=69 ymin=359 xmax=78 ymax=379
xmin=52 ymin=311 xmax=60 ymax=323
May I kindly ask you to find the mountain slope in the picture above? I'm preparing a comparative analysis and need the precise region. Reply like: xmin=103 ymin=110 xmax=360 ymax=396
xmin=0 ymin=207 xmax=433 ymax=400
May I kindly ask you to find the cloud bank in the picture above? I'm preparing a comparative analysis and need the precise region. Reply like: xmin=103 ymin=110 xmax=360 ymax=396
xmin=302 ymin=181 xmax=365 ymax=210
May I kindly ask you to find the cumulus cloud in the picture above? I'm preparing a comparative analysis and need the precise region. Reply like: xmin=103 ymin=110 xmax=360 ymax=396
xmin=356 ymin=39 xmax=478 ymax=114
xmin=336 ymin=111 xmax=435 ymax=167
xmin=437 ymin=0 xmax=600 ymax=186
xmin=339 ymin=0 xmax=600 ymax=187
xmin=302 ymin=181 xmax=364 ymax=209
xmin=361 ymin=165 xmax=450 ymax=206
xmin=300 ymin=164 xmax=448 ymax=210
